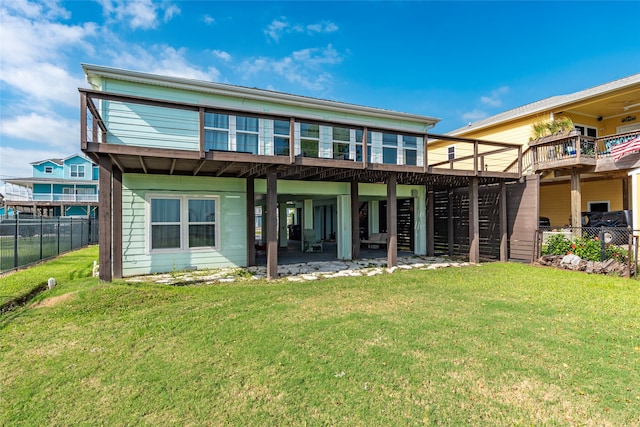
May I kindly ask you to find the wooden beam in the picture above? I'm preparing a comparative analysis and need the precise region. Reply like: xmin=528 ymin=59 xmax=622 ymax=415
xmin=215 ymin=161 xmax=236 ymax=177
xmin=199 ymin=107 xmax=205 ymax=158
xmin=139 ymin=156 xmax=148 ymax=174
xmin=351 ymin=180 xmax=360 ymax=259
xmin=112 ymin=167 xmax=123 ymax=279
xmin=387 ymin=172 xmax=398 ymax=267
xmin=169 ymin=158 xmax=176 ymax=175
xmin=98 ymin=156 xmax=112 ymax=282
xmin=246 ymin=178 xmax=256 ymax=267
xmin=362 ymin=127 xmax=368 ymax=169
xmin=108 ymin=154 xmax=125 ymax=173
xmin=193 ymin=159 xmax=206 ymax=176
xmin=80 ymin=92 xmax=87 ymax=150
xmin=570 ymin=169 xmax=581 ymax=236
xmin=266 ymin=167 xmax=278 ymax=279
xmin=468 ymin=177 xmax=479 ymax=264
xmin=289 ymin=118 xmax=295 ymax=164
xmin=427 ymin=187 xmax=435 ymax=256
xmin=500 ymin=181 xmax=507 ymax=262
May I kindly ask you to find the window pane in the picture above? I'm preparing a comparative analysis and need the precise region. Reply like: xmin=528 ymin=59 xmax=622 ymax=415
xmin=355 ymin=129 xmax=363 ymax=143
xmin=189 ymin=224 xmax=215 ymax=247
xmin=152 ymin=199 xmax=180 ymax=222
xmin=383 ymin=133 xmax=398 ymax=146
xmin=237 ymin=116 xmax=258 ymax=132
xmin=403 ymin=135 xmax=417 ymax=148
xmin=300 ymin=123 xmax=319 ymax=138
xmin=274 ymin=120 xmax=290 ymax=135
xmin=274 ymin=136 xmax=290 ymax=155
xmin=152 ymin=225 xmax=180 ymax=249
xmin=188 ymin=199 xmax=215 ymax=222
xmin=333 ymin=127 xmax=350 ymax=141
xmin=404 ymin=149 xmax=417 ymax=166
xmin=333 ymin=142 xmax=350 ymax=159
xmin=237 ymin=133 xmax=258 ymax=154
xmin=355 ymin=145 xmax=363 ymax=162
xmin=383 ymin=147 xmax=397 ymax=164
xmin=205 ymin=130 xmax=229 ymax=151
xmin=301 ymin=139 xmax=319 ymax=157
xmin=204 ymin=113 xmax=229 ymax=129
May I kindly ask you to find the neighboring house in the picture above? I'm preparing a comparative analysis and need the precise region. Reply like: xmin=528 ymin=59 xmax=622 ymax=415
xmin=3 ymin=154 xmax=99 ymax=218
xmin=440 ymin=73 xmax=640 ymax=230
xmin=81 ymin=64 xmax=534 ymax=281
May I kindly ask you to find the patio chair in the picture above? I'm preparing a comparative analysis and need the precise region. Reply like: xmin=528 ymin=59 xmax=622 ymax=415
xmin=303 ymin=228 xmax=323 ymax=253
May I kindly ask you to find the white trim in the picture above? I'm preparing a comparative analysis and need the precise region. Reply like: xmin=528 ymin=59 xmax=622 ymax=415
xmin=617 ymin=122 xmax=640 ymax=134
xmin=447 ymin=144 xmax=456 ymax=161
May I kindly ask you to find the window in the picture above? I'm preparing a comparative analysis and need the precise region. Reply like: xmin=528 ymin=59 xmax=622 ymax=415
xmin=354 ymin=129 xmax=364 ymax=162
xmin=274 ymin=120 xmax=290 ymax=155
xmin=300 ymin=123 xmax=319 ymax=157
xmin=382 ymin=133 xmax=398 ymax=164
xmin=236 ymin=116 xmax=259 ymax=154
xmin=70 ymin=164 xmax=85 ymax=178
xmin=588 ymin=201 xmax=609 ymax=212
xmin=447 ymin=145 xmax=456 ymax=162
xmin=575 ymin=125 xmax=597 ymax=138
xmin=332 ymin=126 xmax=350 ymax=160
xmin=204 ymin=113 xmax=229 ymax=151
xmin=403 ymin=135 xmax=418 ymax=166
xmin=44 ymin=166 xmax=53 ymax=174
xmin=149 ymin=196 xmax=217 ymax=251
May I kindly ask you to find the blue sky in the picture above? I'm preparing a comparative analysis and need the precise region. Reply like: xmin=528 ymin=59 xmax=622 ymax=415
xmin=1 ymin=0 xmax=639 ymax=184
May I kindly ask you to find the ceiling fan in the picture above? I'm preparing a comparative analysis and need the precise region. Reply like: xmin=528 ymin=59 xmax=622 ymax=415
xmin=607 ymin=100 xmax=640 ymax=111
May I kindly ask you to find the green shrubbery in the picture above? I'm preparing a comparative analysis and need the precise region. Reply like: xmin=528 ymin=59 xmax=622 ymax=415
xmin=542 ymin=233 xmax=627 ymax=263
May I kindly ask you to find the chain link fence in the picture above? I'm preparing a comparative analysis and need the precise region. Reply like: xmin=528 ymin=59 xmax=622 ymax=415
xmin=534 ymin=226 xmax=637 ymax=277
xmin=0 ymin=217 xmax=98 ymax=274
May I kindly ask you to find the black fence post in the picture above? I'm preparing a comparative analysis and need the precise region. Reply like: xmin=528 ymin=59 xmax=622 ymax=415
xmin=13 ymin=215 xmax=18 ymax=269
xmin=57 ymin=217 xmax=61 ymax=255
xmin=599 ymin=230 xmax=605 ymax=262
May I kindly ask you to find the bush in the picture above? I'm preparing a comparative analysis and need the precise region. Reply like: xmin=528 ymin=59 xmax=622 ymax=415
xmin=542 ymin=234 xmax=571 ymax=256
xmin=542 ymin=234 xmax=627 ymax=263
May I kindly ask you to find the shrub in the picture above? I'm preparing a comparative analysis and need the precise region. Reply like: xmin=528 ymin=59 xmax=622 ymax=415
xmin=542 ymin=233 xmax=627 ymax=263
xmin=542 ymin=234 xmax=571 ymax=256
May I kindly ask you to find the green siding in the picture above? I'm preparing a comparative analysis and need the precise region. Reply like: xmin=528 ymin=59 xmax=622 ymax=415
xmin=121 ymin=174 xmax=247 ymax=276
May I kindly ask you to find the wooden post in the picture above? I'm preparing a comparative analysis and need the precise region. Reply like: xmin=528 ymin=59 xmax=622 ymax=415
xmin=289 ymin=118 xmax=295 ymax=164
xmin=351 ymin=180 xmax=360 ymax=259
xmin=266 ymin=167 xmax=278 ymax=279
xmin=246 ymin=178 xmax=255 ymax=267
xmin=199 ymin=107 xmax=206 ymax=158
xmin=623 ymin=177 xmax=630 ymax=210
xmin=80 ymin=92 xmax=87 ymax=150
xmin=112 ymin=166 xmax=123 ymax=279
xmin=570 ymin=168 xmax=581 ymax=238
xmin=387 ymin=172 xmax=398 ymax=267
xmin=427 ymin=187 xmax=435 ymax=256
xmin=98 ymin=155 xmax=113 ymax=282
xmin=448 ymin=190 xmax=454 ymax=256
xmin=499 ymin=181 xmax=508 ymax=262
xmin=362 ymin=127 xmax=368 ymax=169
xmin=469 ymin=177 xmax=480 ymax=264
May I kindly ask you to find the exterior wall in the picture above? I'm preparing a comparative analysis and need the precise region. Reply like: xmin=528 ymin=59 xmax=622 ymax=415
xmin=33 ymin=161 xmax=62 ymax=178
xmin=540 ymin=178 xmax=624 ymax=226
xmin=63 ymin=156 xmax=95 ymax=181
xmin=121 ymin=174 xmax=247 ymax=277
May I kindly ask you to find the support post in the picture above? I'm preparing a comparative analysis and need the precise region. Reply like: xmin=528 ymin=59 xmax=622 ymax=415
xmin=469 ymin=177 xmax=480 ymax=264
xmin=246 ymin=178 xmax=255 ymax=267
xmin=387 ymin=172 xmax=398 ymax=267
xmin=500 ymin=181 xmax=508 ymax=262
xmin=351 ymin=180 xmax=360 ymax=259
xmin=570 ymin=168 xmax=581 ymax=238
xmin=279 ymin=203 xmax=288 ymax=248
xmin=266 ymin=167 xmax=278 ymax=279
xmin=112 ymin=166 xmax=123 ymax=279
xmin=448 ymin=191 xmax=454 ymax=256
xmin=98 ymin=155 xmax=113 ymax=281
xmin=427 ymin=188 xmax=435 ymax=256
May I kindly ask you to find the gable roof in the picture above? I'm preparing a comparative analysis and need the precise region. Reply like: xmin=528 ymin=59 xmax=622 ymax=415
xmin=449 ymin=73 xmax=640 ymax=136
xmin=30 ymin=158 xmax=63 ymax=166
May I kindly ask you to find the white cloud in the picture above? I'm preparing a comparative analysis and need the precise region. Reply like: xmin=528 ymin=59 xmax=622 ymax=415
xmin=239 ymin=45 xmax=342 ymax=91
xmin=264 ymin=17 xmax=339 ymax=42
xmin=1 ymin=112 xmax=79 ymax=150
xmin=97 ymin=0 xmax=179 ymax=30
xmin=0 ymin=146 xmax=69 ymax=180
xmin=213 ymin=50 xmax=232 ymax=62
xmin=203 ymin=14 xmax=215 ymax=25
xmin=480 ymin=86 xmax=509 ymax=107
xmin=462 ymin=109 xmax=488 ymax=123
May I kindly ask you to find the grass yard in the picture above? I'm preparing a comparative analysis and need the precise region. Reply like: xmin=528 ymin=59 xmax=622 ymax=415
xmin=1 ymin=258 xmax=639 ymax=425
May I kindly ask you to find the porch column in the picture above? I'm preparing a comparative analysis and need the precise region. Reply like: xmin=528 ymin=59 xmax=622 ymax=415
xmin=98 ymin=155 xmax=112 ymax=282
xmin=266 ymin=168 xmax=278 ymax=279
xmin=246 ymin=178 xmax=255 ymax=267
xmin=499 ymin=181 xmax=508 ymax=262
xmin=279 ymin=202 xmax=288 ymax=248
xmin=369 ymin=201 xmax=380 ymax=234
xmin=351 ymin=181 xmax=360 ymax=259
xmin=302 ymin=199 xmax=313 ymax=251
xmin=622 ymin=177 xmax=630 ymax=210
xmin=426 ymin=187 xmax=434 ymax=256
xmin=469 ymin=177 xmax=480 ymax=264
xmin=414 ymin=187 xmax=426 ymax=256
xmin=570 ymin=168 xmax=581 ymax=238
xmin=387 ymin=172 xmax=398 ymax=267
xmin=337 ymin=195 xmax=352 ymax=260
xmin=112 ymin=166 xmax=123 ymax=279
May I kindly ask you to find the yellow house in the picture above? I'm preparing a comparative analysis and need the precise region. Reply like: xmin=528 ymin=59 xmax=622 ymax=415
xmin=439 ymin=73 xmax=640 ymax=229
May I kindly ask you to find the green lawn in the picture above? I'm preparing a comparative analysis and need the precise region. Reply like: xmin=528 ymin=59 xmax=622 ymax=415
xmin=1 ymin=258 xmax=639 ymax=425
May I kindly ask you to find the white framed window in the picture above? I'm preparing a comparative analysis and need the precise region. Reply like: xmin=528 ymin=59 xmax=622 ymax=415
xmin=575 ymin=124 xmax=597 ymax=138
xmin=332 ymin=126 xmax=351 ymax=160
xmin=402 ymin=135 xmax=418 ymax=166
xmin=300 ymin=123 xmax=320 ymax=158
xmin=147 ymin=195 xmax=218 ymax=252
xmin=447 ymin=145 xmax=456 ymax=161
xmin=204 ymin=113 xmax=229 ymax=151
xmin=70 ymin=164 xmax=85 ymax=178
xmin=236 ymin=116 xmax=259 ymax=154
xmin=273 ymin=120 xmax=290 ymax=156
xmin=382 ymin=132 xmax=398 ymax=165
xmin=44 ymin=166 xmax=53 ymax=174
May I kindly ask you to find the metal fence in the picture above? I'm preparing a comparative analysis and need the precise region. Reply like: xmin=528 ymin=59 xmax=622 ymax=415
xmin=534 ymin=226 xmax=638 ymax=277
xmin=0 ymin=217 xmax=98 ymax=274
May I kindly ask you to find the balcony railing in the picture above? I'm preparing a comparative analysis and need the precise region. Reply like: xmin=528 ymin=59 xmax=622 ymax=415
xmin=4 ymin=193 xmax=98 ymax=203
